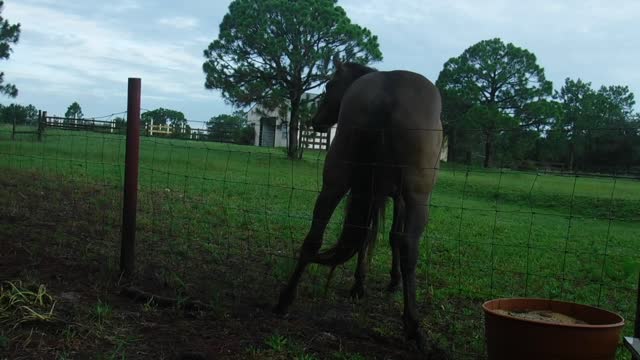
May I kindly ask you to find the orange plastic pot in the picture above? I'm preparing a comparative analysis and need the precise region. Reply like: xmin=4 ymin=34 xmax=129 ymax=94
xmin=483 ymin=298 xmax=625 ymax=360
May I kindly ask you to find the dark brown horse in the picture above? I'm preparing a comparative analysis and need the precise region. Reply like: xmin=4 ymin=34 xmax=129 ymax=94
xmin=274 ymin=54 xmax=443 ymax=357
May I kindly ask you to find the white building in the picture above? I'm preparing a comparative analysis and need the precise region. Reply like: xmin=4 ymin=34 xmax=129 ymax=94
xmin=246 ymin=93 xmax=337 ymax=149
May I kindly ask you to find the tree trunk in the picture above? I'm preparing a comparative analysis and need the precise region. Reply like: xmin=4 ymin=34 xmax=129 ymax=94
xmin=568 ymin=140 xmax=575 ymax=172
xmin=288 ymin=97 xmax=301 ymax=159
xmin=447 ymin=127 xmax=457 ymax=162
xmin=297 ymin=123 xmax=305 ymax=160
xmin=11 ymin=113 xmax=16 ymax=141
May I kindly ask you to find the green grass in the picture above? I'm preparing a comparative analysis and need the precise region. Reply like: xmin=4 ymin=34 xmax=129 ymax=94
xmin=1 ymin=125 xmax=639 ymax=358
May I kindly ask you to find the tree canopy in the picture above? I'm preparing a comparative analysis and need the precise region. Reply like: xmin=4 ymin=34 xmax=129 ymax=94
xmin=141 ymin=107 xmax=186 ymax=127
xmin=65 ymin=102 xmax=84 ymax=120
xmin=206 ymin=110 xmax=254 ymax=144
xmin=0 ymin=103 xmax=38 ymax=124
xmin=551 ymin=78 xmax=638 ymax=170
xmin=141 ymin=107 xmax=189 ymax=137
xmin=0 ymin=0 xmax=21 ymax=98
xmin=202 ymin=0 xmax=382 ymax=158
xmin=437 ymin=38 xmax=553 ymax=167
xmin=436 ymin=37 xmax=639 ymax=173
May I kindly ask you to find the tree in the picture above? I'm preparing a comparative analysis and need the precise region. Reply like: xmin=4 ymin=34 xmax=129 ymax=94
xmin=202 ymin=0 xmax=382 ymax=159
xmin=113 ymin=116 xmax=126 ymax=134
xmin=585 ymin=85 xmax=636 ymax=171
xmin=554 ymin=78 xmax=638 ymax=171
xmin=65 ymin=101 xmax=83 ymax=122
xmin=0 ymin=1 xmax=20 ymax=98
xmin=0 ymin=103 xmax=38 ymax=124
xmin=436 ymin=38 xmax=553 ymax=167
xmin=438 ymin=87 xmax=477 ymax=164
xmin=554 ymin=78 xmax=601 ymax=170
xmin=596 ymin=85 xmax=636 ymax=123
xmin=295 ymin=94 xmax=320 ymax=159
xmin=206 ymin=110 xmax=255 ymax=144
xmin=510 ymin=99 xmax=562 ymax=165
xmin=141 ymin=107 xmax=188 ymax=137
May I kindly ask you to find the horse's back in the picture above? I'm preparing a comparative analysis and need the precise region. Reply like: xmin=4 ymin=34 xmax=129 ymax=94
xmin=334 ymin=70 xmax=443 ymax=196
xmin=339 ymin=70 xmax=441 ymax=129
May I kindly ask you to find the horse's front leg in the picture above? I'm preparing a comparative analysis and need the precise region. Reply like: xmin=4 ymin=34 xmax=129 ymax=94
xmin=274 ymin=184 xmax=348 ymax=314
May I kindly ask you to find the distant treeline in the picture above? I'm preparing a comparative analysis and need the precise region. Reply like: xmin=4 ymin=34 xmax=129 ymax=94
xmin=436 ymin=38 xmax=640 ymax=174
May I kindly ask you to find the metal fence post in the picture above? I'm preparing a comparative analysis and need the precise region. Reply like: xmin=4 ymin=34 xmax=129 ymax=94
xmin=625 ymin=272 xmax=640 ymax=358
xmin=120 ymin=78 xmax=141 ymax=276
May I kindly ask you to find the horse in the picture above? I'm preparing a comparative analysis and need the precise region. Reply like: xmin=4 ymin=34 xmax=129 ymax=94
xmin=274 ymin=54 xmax=443 ymax=357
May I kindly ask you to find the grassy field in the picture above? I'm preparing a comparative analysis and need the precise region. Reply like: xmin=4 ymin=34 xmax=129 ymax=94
xmin=1 ymin=125 xmax=639 ymax=359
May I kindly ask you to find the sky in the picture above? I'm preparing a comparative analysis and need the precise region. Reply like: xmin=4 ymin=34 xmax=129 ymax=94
xmin=1 ymin=0 xmax=639 ymax=126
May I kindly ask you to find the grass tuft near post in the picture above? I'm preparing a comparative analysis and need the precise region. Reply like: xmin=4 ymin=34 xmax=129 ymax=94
xmin=120 ymin=78 xmax=141 ymax=277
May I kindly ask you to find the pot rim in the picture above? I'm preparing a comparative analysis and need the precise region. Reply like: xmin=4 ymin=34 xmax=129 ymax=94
xmin=482 ymin=297 xmax=625 ymax=329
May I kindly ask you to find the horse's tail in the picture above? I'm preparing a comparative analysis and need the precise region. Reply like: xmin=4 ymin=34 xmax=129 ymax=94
xmin=366 ymin=197 xmax=386 ymax=266
xmin=322 ymin=196 xmax=385 ymax=293
xmin=314 ymin=195 xmax=386 ymax=268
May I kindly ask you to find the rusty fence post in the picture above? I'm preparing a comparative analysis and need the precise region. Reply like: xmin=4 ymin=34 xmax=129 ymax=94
xmin=120 ymin=78 xmax=141 ymax=276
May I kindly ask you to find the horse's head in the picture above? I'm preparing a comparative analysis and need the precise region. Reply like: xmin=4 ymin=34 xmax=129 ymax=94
xmin=311 ymin=54 xmax=375 ymax=132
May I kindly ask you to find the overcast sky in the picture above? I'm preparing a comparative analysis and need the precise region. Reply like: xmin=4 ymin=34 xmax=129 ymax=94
xmin=2 ymin=0 xmax=638 ymax=125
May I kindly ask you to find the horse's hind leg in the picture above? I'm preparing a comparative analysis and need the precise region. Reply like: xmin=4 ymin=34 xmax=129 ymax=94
xmin=350 ymin=242 xmax=368 ymax=299
xmin=274 ymin=184 xmax=348 ymax=314
xmin=398 ymin=193 xmax=431 ymax=354
xmin=387 ymin=195 xmax=404 ymax=293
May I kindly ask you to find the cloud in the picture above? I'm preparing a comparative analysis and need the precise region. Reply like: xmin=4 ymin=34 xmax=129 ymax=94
xmin=102 ymin=0 xmax=140 ymax=13
xmin=4 ymin=3 xmax=206 ymax=100
xmin=341 ymin=0 xmax=640 ymax=89
xmin=343 ymin=0 xmax=640 ymax=27
xmin=157 ymin=16 xmax=199 ymax=30
xmin=2 ymin=0 xmax=637 ymax=119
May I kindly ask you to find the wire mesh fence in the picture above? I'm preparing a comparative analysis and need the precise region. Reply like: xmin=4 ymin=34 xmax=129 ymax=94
xmin=1 ymin=108 xmax=639 ymax=359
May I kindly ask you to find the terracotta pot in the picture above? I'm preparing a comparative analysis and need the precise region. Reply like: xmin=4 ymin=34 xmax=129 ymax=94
xmin=483 ymin=298 xmax=625 ymax=360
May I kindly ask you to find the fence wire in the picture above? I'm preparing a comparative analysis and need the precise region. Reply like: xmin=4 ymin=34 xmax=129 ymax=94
xmin=1 ymin=115 xmax=639 ymax=359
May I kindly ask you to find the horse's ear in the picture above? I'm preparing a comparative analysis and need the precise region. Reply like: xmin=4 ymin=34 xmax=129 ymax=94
xmin=332 ymin=53 xmax=342 ymax=70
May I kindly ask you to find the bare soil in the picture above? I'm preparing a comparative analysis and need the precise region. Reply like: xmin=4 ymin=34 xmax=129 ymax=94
xmin=0 ymin=171 xmax=453 ymax=360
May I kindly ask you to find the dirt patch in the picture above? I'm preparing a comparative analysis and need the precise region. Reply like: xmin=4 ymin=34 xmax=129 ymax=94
xmin=0 ymin=170 xmax=452 ymax=360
